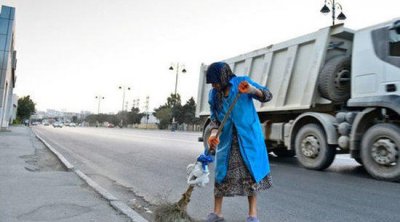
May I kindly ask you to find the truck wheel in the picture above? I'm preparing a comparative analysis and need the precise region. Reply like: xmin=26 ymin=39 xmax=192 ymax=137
xmin=273 ymin=149 xmax=295 ymax=157
xmin=318 ymin=55 xmax=351 ymax=103
xmin=361 ymin=123 xmax=400 ymax=181
xmin=202 ymin=121 xmax=213 ymax=151
xmin=295 ymin=124 xmax=336 ymax=170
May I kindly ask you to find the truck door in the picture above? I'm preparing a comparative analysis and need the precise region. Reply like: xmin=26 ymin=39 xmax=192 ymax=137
xmin=371 ymin=21 xmax=400 ymax=95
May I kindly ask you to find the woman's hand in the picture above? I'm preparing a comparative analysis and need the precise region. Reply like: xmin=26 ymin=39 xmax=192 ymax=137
xmin=208 ymin=136 xmax=220 ymax=150
xmin=207 ymin=129 xmax=220 ymax=151
xmin=238 ymin=81 xmax=258 ymax=94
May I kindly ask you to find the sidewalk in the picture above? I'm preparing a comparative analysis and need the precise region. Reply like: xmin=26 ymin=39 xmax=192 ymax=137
xmin=0 ymin=126 xmax=130 ymax=222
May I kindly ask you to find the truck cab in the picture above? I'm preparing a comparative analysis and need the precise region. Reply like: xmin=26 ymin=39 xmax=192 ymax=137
xmin=350 ymin=19 xmax=400 ymax=102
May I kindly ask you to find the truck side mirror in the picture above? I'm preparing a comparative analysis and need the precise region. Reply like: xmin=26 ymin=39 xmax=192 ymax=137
xmin=389 ymin=20 xmax=400 ymax=35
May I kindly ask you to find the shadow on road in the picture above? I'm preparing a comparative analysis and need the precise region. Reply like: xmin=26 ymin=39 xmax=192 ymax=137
xmin=267 ymin=154 xmax=391 ymax=182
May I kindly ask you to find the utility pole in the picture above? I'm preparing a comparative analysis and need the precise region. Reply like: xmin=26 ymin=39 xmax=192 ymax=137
xmin=118 ymin=86 xmax=131 ymax=112
xmin=95 ymin=96 xmax=105 ymax=114
xmin=145 ymin=96 xmax=149 ymax=129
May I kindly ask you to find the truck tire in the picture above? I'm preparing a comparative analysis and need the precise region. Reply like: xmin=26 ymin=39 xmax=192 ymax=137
xmin=202 ymin=122 xmax=213 ymax=151
xmin=361 ymin=123 xmax=400 ymax=181
xmin=295 ymin=124 xmax=336 ymax=170
xmin=318 ymin=55 xmax=351 ymax=103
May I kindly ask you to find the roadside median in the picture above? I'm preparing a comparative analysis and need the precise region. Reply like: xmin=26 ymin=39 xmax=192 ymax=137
xmin=0 ymin=126 xmax=132 ymax=222
xmin=33 ymin=130 xmax=148 ymax=222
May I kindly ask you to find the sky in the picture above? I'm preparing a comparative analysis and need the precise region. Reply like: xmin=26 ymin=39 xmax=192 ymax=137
xmin=1 ymin=0 xmax=400 ymax=114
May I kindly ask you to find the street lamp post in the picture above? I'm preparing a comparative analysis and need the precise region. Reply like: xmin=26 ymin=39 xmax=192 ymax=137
xmin=136 ymin=99 xmax=140 ymax=109
xmin=118 ymin=86 xmax=131 ymax=112
xmin=320 ymin=0 xmax=347 ymax=26
xmin=169 ymin=63 xmax=187 ymax=97
xmin=133 ymin=99 xmax=140 ymax=109
xmin=169 ymin=63 xmax=187 ymax=131
xmin=95 ymin=96 xmax=105 ymax=114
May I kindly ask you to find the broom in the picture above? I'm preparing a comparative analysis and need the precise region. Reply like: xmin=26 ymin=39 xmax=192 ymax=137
xmin=154 ymin=92 xmax=241 ymax=222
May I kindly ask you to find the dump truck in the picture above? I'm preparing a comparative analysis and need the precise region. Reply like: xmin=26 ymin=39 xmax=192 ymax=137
xmin=196 ymin=19 xmax=400 ymax=181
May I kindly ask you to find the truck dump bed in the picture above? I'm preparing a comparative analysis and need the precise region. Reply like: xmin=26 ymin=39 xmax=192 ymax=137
xmin=196 ymin=25 xmax=354 ymax=117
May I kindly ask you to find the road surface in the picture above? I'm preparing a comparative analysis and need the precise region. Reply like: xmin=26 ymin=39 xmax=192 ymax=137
xmin=32 ymin=126 xmax=400 ymax=222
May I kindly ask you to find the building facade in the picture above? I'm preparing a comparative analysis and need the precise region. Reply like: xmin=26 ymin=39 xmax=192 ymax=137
xmin=0 ymin=6 xmax=16 ymax=130
xmin=9 ymin=93 xmax=17 ymax=123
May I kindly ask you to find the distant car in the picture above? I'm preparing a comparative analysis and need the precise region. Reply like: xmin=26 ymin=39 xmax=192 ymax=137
xmin=31 ymin=122 xmax=39 ymax=126
xmin=69 ymin=123 xmax=76 ymax=127
xmin=43 ymin=122 xmax=50 ymax=126
xmin=53 ymin=122 xmax=63 ymax=128
xmin=107 ymin=123 xmax=115 ymax=128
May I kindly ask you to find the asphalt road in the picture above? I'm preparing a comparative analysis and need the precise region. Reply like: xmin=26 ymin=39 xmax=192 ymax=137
xmin=32 ymin=126 xmax=400 ymax=222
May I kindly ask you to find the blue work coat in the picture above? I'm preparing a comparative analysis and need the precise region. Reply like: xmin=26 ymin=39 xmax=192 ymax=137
xmin=208 ymin=76 xmax=270 ymax=184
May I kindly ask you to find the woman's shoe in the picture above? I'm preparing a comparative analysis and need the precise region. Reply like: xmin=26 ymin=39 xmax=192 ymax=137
xmin=246 ymin=216 xmax=260 ymax=222
xmin=207 ymin=213 xmax=225 ymax=222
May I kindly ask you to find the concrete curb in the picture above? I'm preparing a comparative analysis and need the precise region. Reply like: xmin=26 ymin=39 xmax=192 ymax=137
xmin=36 ymin=134 xmax=74 ymax=171
xmin=33 ymin=131 xmax=149 ymax=222
xmin=75 ymin=169 xmax=118 ymax=201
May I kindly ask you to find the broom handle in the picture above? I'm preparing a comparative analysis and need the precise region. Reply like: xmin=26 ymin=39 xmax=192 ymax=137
xmin=207 ymin=92 xmax=241 ymax=156
xmin=177 ymin=185 xmax=194 ymax=209
xmin=215 ymin=92 xmax=241 ymax=137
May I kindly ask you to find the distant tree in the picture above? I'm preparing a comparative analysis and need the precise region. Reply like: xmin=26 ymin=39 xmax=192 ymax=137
xmin=153 ymin=93 xmax=184 ymax=129
xmin=106 ymin=114 xmax=119 ymax=126
xmin=85 ymin=114 xmax=118 ymax=126
xmin=85 ymin=114 xmax=97 ymax=125
xmin=172 ymin=103 xmax=184 ymax=124
xmin=153 ymin=105 xmax=172 ymax=129
xmin=72 ymin=116 xmax=78 ymax=123
xmin=153 ymin=94 xmax=202 ymax=129
xmin=162 ymin=93 xmax=180 ymax=107
xmin=116 ymin=111 xmax=129 ymax=127
xmin=17 ymin=96 xmax=36 ymax=121
xmin=128 ymin=107 xmax=145 ymax=124
xmin=182 ymin=97 xmax=200 ymax=125
xmin=96 ymin=114 xmax=108 ymax=123
xmin=168 ymin=94 xmax=185 ymax=124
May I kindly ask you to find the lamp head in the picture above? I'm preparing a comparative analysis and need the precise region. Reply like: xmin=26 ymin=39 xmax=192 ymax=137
xmin=337 ymin=12 xmax=347 ymax=20
xmin=320 ymin=4 xmax=330 ymax=14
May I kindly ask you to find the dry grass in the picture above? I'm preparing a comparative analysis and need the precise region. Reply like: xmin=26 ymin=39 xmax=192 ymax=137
xmin=154 ymin=185 xmax=197 ymax=222
xmin=154 ymin=203 xmax=195 ymax=222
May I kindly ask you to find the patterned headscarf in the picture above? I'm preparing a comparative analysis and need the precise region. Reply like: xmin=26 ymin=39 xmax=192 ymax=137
xmin=206 ymin=62 xmax=236 ymax=112
xmin=206 ymin=62 xmax=235 ymax=88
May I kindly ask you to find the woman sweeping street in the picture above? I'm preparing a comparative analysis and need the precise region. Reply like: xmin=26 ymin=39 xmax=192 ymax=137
xmin=206 ymin=62 xmax=273 ymax=222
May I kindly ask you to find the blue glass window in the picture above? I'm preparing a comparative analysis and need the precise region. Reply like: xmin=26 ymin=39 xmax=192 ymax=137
xmin=0 ymin=19 xmax=9 ymax=35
